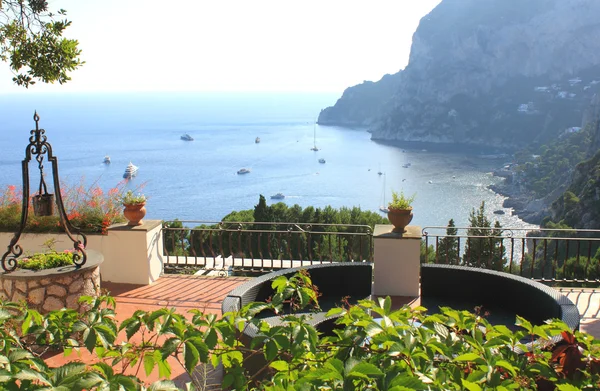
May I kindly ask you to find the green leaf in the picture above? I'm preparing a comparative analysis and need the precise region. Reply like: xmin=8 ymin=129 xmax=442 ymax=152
xmin=461 ymin=379 xmax=483 ymax=391
xmin=453 ymin=353 xmax=482 ymax=362
xmin=149 ymin=380 xmax=181 ymax=390
xmin=495 ymin=360 xmax=517 ymax=377
xmin=389 ymin=375 xmax=427 ymax=390
xmin=271 ymin=276 xmax=289 ymax=292
xmin=270 ymin=360 xmax=289 ymax=371
xmin=348 ymin=362 xmax=383 ymax=378
xmin=143 ymin=353 xmax=155 ymax=376
xmin=556 ymin=385 xmax=581 ymax=391
xmin=183 ymin=341 xmax=199 ymax=373
xmin=161 ymin=337 xmax=181 ymax=360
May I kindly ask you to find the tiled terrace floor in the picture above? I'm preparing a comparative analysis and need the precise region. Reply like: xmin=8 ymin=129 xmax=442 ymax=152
xmin=42 ymin=275 xmax=600 ymax=388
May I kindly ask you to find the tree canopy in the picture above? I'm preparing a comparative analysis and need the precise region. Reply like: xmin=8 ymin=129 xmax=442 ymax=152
xmin=0 ymin=0 xmax=82 ymax=87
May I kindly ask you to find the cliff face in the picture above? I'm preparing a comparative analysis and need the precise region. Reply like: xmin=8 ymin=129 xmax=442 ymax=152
xmin=319 ymin=0 xmax=600 ymax=149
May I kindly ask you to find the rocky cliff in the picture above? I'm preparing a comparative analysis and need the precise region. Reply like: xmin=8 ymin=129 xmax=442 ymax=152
xmin=319 ymin=0 xmax=600 ymax=149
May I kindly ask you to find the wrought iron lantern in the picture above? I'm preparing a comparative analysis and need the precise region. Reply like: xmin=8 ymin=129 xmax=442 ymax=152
xmin=1 ymin=112 xmax=87 ymax=272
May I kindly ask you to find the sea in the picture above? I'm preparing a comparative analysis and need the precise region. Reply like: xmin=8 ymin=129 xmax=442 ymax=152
xmin=0 ymin=92 xmax=537 ymax=231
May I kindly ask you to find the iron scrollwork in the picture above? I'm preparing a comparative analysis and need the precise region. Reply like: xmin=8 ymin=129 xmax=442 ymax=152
xmin=1 ymin=112 xmax=87 ymax=272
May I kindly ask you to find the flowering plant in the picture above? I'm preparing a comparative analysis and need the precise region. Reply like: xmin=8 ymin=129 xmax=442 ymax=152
xmin=120 ymin=190 xmax=146 ymax=206
xmin=0 ymin=179 xmax=129 ymax=235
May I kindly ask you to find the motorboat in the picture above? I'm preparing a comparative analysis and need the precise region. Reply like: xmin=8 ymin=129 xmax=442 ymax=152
xmin=181 ymin=134 xmax=194 ymax=141
xmin=403 ymin=163 xmax=411 ymax=168
xmin=319 ymin=158 xmax=326 ymax=164
xmin=237 ymin=168 xmax=251 ymax=175
xmin=255 ymin=137 xmax=260 ymax=143
xmin=270 ymin=193 xmax=285 ymax=200
xmin=123 ymin=162 xmax=139 ymax=179
xmin=103 ymin=155 xmax=111 ymax=164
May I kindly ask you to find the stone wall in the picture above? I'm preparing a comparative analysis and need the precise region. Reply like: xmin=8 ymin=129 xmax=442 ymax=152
xmin=0 ymin=251 xmax=103 ymax=313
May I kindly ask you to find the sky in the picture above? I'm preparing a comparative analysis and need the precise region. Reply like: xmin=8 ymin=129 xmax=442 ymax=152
xmin=0 ymin=0 xmax=442 ymax=94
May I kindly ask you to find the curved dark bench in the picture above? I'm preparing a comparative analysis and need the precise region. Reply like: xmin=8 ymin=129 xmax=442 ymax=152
xmin=421 ymin=264 xmax=580 ymax=332
xmin=222 ymin=262 xmax=373 ymax=338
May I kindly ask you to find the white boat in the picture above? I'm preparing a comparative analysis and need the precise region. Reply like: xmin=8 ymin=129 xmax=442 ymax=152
xmin=237 ymin=168 xmax=251 ymax=175
xmin=181 ymin=134 xmax=194 ymax=141
xmin=403 ymin=163 xmax=411 ymax=168
xmin=255 ymin=137 xmax=260 ymax=143
xmin=123 ymin=162 xmax=138 ymax=179
xmin=379 ymin=174 xmax=389 ymax=213
xmin=310 ymin=121 xmax=319 ymax=151
xmin=270 ymin=193 xmax=285 ymax=200
xmin=319 ymin=158 xmax=326 ymax=164
xmin=103 ymin=155 xmax=111 ymax=164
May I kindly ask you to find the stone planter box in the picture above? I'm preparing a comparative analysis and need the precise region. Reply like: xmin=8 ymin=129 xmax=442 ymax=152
xmin=0 ymin=250 xmax=103 ymax=313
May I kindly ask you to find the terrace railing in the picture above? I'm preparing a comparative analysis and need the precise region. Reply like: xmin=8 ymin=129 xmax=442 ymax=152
xmin=162 ymin=221 xmax=373 ymax=274
xmin=422 ymin=226 xmax=600 ymax=284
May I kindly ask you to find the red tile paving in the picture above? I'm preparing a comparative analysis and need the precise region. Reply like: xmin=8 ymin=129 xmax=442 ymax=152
xmin=43 ymin=275 xmax=249 ymax=388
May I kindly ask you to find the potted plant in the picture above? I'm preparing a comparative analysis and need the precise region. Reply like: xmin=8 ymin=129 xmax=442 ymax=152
xmin=387 ymin=190 xmax=415 ymax=233
xmin=121 ymin=190 xmax=146 ymax=226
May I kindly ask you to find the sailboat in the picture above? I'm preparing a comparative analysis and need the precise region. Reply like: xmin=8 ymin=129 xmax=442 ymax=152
xmin=379 ymin=174 xmax=389 ymax=213
xmin=310 ymin=122 xmax=319 ymax=151
xmin=377 ymin=163 xmax=383 ymax=176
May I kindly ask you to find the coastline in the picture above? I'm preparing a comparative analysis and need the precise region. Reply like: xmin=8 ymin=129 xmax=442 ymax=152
xmin=369 ymin=136 xmax=545 ymax=226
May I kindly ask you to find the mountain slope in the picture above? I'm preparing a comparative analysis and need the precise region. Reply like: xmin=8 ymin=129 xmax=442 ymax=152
xmin=319 ymin=0 xmax=600 ymax=149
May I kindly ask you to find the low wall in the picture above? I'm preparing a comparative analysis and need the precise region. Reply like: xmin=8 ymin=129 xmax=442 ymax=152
xmin=0 ymin=220 xmax=164 ymax=285
xmin=0 ymin=250 xmax=103 ymax=313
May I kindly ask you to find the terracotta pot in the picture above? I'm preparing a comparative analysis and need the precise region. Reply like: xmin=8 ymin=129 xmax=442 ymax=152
xmin=387 ymin=208 xmax=413 ymax=233
xmin=123 ymin=203 xmax=146 ymax=226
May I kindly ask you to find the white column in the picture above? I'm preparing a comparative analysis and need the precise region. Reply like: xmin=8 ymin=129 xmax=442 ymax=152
xmin=373 ymin=224 xmax=420 ymax=297
xmin=100 ymin=220 xmax=164 ymax=285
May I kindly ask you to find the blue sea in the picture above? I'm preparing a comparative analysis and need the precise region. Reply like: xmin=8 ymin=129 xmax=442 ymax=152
xmin=0 ymin=92 xmax=536 ymax=230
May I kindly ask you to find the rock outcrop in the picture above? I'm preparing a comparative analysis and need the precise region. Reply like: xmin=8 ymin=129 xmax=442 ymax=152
xmin=319 ymin=0 xmax=600 ymax=149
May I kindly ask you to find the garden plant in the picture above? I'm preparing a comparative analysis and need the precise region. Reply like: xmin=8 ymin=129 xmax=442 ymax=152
xmin=0 ymin=271 xmax=597 ymax=390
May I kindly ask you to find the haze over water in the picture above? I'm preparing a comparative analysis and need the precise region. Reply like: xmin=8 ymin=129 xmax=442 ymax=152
xmin=0 ymin=92 xmax=536 ymax=231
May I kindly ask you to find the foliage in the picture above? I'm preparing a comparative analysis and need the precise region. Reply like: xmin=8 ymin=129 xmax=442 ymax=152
xmin=463 ymin=202 xmax=506 ymax=270
xmin=387 ymin=190 xmax=415 ymax=210
xmin=437 ymin=218 xmax=459 ymax=264
xmin=121 ymin=190 xmax=147 ymax=205
xmin=167 ymin=196 xmax=387 ymax=265
xmin=516 ymin=125 xmax=592 ymax=198
xmin=0 ymin=270 xmax=599 ymax=390
xmin=0 ymin=180 xmax=126 ymax=234
xmin=0 ymin=1 xmax=83 ymax=87
xmin=17 ymin=250 xmax=74 ymax=270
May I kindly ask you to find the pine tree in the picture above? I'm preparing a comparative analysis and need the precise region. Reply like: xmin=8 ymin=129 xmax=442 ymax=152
xmin=437 ymin=219 xmax=459 ymax=264
xmin=463 ymin=202 xmax=506 ymax=270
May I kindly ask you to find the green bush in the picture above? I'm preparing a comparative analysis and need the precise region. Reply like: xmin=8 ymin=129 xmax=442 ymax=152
xmin=17 ymin=251 xmax=74 ymax=270
xmin=0 ymin=271 xmax=598 ymax=390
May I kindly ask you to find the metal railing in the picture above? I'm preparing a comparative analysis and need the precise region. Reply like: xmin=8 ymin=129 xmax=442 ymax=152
xmin=162 ymin=221 xmax=373 ymax=274
xmin=422 ymin=226 xmax=600 ymax=284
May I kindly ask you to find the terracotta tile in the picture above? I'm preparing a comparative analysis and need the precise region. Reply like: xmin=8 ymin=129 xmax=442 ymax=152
xmin=43 ymin=275 xmax=249 ymax=387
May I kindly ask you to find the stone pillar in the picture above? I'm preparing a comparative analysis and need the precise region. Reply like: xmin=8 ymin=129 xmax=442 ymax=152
xmin=373 ymin=224 xmax=421 ymax=298
xmin=100 ymin=220 xmax=164 ymax=285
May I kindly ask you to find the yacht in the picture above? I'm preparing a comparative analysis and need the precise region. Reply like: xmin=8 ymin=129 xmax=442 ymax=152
xmin=270 ymin=193 xmax=285 ymax=200
xmin=181 ymin=134 xmax=194 ymax=141
xmin=103 ymin=155 xmax=111 ymax=164
xmin=237 ymin=168 xmax=251 ymax=175
xmin=255 ymin=137 xmax=260 ymax=143
xmin=319 ymin=158 xmax=326 ymax=164
xmin=123 ymin=162 xmax=139 ymax=179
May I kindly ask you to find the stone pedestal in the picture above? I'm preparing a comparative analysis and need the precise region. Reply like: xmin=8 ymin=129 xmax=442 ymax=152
xmin=100 ymin=220 xmax=163 ymax=285
xmin=373 ymin=224 xmax=421 ymax=297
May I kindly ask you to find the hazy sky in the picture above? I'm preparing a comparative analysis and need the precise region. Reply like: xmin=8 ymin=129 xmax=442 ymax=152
xmin=0 ymin=0 xmax=442 ymax=94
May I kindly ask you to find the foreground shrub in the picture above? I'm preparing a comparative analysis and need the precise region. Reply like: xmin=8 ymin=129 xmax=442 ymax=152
xmin=0 ymin=271 xmax=598 ymax=390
